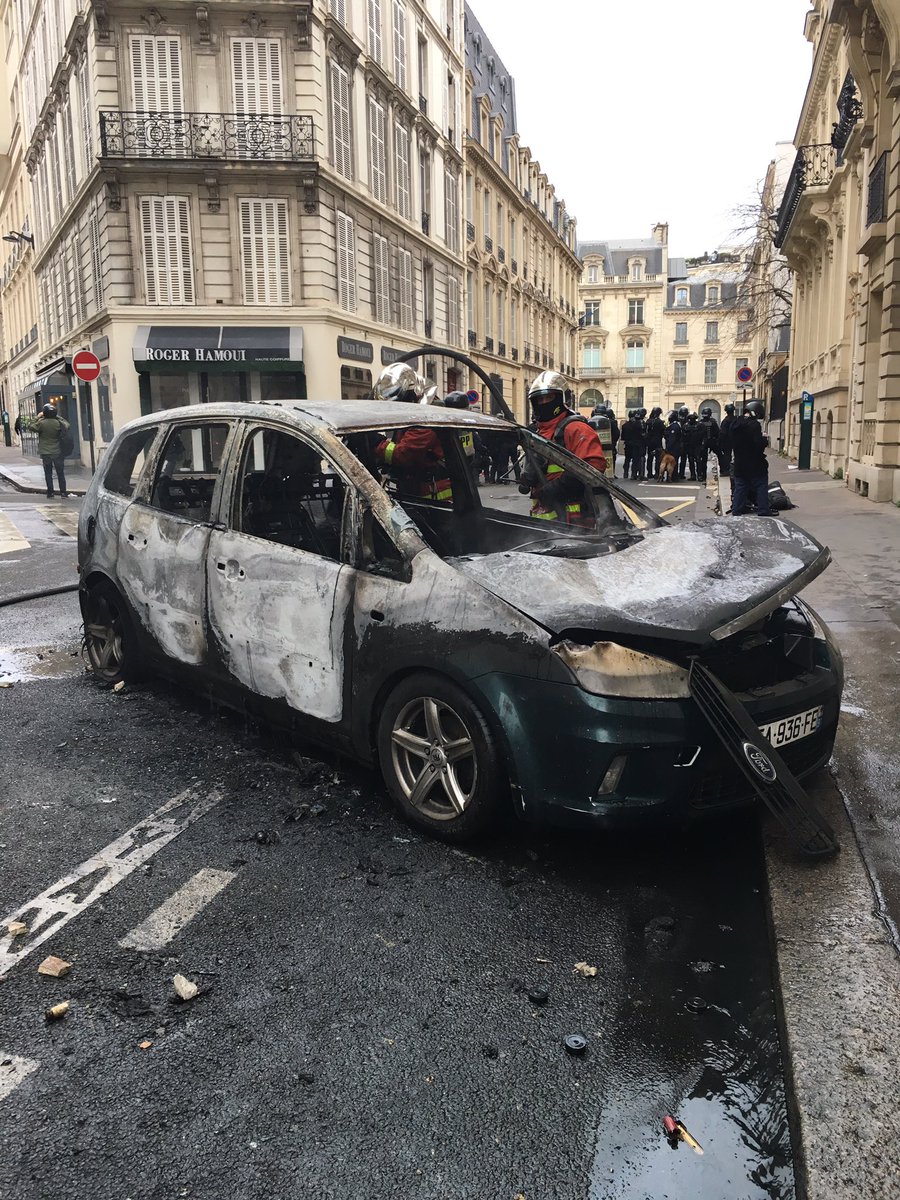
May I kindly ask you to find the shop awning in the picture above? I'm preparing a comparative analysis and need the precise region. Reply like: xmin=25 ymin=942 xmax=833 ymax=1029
xmin=18 ymin=370 xmax=75 ymax=399
xmin=133 ymin=325 xmax=304 ymax=370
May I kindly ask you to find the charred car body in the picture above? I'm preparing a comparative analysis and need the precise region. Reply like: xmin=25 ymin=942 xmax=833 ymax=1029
xmin=77 ymin=401 xmax=842 ymax=840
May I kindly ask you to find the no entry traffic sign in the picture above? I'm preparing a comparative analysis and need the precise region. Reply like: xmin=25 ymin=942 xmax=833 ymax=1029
xmin=736 ymin=365 xmax=754 ymax=385
xmin=72 ymin=349 xmax=101 ymax=383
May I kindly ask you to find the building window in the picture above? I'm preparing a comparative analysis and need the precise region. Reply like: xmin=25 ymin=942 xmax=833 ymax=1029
xmin=625 ymin=386 xmax=644 ymax=407
xmin=239 ymin=199 xmax=290 ymax=305
xmin=372 ymin=233 xmax=391 ymax=323
xmin=704 ymin=359 xmax=718 ymax=384
xmin=231 ymin=38 xmax=284 ymax=115
xmin=674 ymin=321 xmax=687 ymax=344
xmin=735 ymin=357 xmax=749 ymax=380
xmin=140 ymin=195 xmax=194 ymax=304
xmin=628 ymin=298 xmax=644 ymax=325
xmin=89 ymin=203 xmax=103 ymax=308
xmin=626 ymin=340 xmax=644 ymax=370
xmin=737 ymin=320 xmax=751 ymax=341
xmin=583 ymin=343 xmax=601 ymax=370
xmin=336 ymin=211 xmax=356 ymax=312
xmin=329 ymin=61 xmax=353 ymax=179
xmin=367 ymin=0 xmax=383 ymax=63
xmin=630 ymin=260 xmax=642 ymax=281
xmin=584 ymin=300 xmax=601 ymax=326
xmin=466 ymin=269 xmax=474 ymax=331
xmin=587 ymin=265 xmax=598 ymax=283
xmin=673 ymin=359 xmax=687 ymax=384
xmin=444 ymin=168 xmax=458 ymax=252
xmin=483 ymin=282 xmax=492 ymax=337
xmin=483 ymin=188 xmax=490 ymax=239
xmin=394 ymin=120 xmax=411 ymax=218
xmin=77 ymin=53 xmax=93 ymax=175
xmin=129 ymin=35 xmax=184 ymax=111
xmin=447 ymin=275 xmax=461 ymax=344
xmin=329 ymin=0 xmax=348 ymax=25
xmin=706 ymin=284 xmax=719 ymax=305
xmin=392 ymin=0 xmax=407 ymax=91
xmin=368 ymin=97 xmax=387 ymax=203
xmin=60 ymin=95 xmax=76 ymax=204
xmin=398 ymin=247 xmax=414 ymax=330
xmin=705 ymin=320 xmax=718 ymax=343
xmin=675 ymin=286 xmax=688 ymax=306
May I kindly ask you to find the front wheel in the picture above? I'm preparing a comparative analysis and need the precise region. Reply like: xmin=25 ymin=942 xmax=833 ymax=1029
xmin=82 ymin=583 xmax=142 ymax=686
xmin=377 ymin=673 xmax=507 ymax=841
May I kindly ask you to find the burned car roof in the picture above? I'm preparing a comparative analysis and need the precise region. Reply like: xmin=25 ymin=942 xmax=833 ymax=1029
xmin=122 ymin=400 xmax=514 ymax=435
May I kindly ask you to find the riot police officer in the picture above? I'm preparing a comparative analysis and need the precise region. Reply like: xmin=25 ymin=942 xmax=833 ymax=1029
xmin=645 ymin=406 xmax=666 ymax=479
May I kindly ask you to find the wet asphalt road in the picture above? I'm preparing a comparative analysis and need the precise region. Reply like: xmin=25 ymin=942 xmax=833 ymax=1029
xmin=0 ymin=478 xmax=796 ymax=1200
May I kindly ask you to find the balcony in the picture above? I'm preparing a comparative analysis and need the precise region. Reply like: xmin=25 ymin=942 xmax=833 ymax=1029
xmin=424 ymin=318 xmax=433 ymax=338
xmin=99 ymin=110 xmax=316 ymax=161
xmin=867 ymin=151 xmax=887 ymax=226
xmin=511 ymin=347 xmax=518 ymax=361
xmin=580 ymin=365 xmax=610 ymax=378
xmin=524 ymin=343 xmax=532 ymax=362
xmin=418 ymin=94 xmax=428 ymax=115
xmin=511 ymin=258 xmax=518 ymax=274
xmin=467 ymin=329 xmax=477 ymax=347
xmin=421 ymin=211 xmax=430 ymax=235
xmin=498 ymin=341 xmax=506 ymax=357
xmin=774 ymin=144 xmax=837 ymax=247
xmin=498 ymin=246 xmax=505 ymax=263
xmin=484 ymin=236 xmax=493 ymax=252
xmin=466 ymin=220 xmax=475 ymax=241
xmin=484 ymin=336 xmax=494 ymax=353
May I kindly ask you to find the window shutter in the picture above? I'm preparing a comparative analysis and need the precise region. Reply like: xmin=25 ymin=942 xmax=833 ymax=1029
xmin=394 ymin=121 xmax=410 ymax=218
xmin=330 ymin=61 xmax=352 ymax=179
xmin=129 ymin=35 xmax=183 ymax=111
xmin=442 ymin=65 xmax=449 ymax=140
xmin=398 ymin=248 xmax=413 ymax=330
xmin=447 ymin=276 xmax=460 ymax=344
xmin=369 ymin=98 xmax=386 ymax=202
xmin=337 ymin=211 xmax=356 ymax=312
xmin=140 ymin=195 xmax=194 ymax=304
xmin=373 ymin=234 xmax=390 ymax=323
xmin=444 ymin=168 xmax=457 ymax=251
xmin=367 ymin=0 xmax=382 ymax=63
xmin=329 ymin=0 xmax=347 ymax=24
xmin=89 ymin=204 xmax=103 ymax=308
xmin=231 ymin=38 xmax=284 ymax=114
xmin=392 ymin=0 xmax=407 ymax=91
xmin=240 ymin=198 xmax=290 ymax=305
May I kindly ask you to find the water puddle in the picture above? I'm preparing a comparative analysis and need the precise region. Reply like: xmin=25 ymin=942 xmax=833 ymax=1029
xmin=0 ymin=644 xmax=84 ymax=683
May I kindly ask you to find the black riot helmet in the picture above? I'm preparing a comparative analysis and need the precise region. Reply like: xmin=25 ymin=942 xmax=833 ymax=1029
xmin=668 ymin=411 xmax=679 ymax=424
xmin=744 ymin=400 xmax=765 ymax=419
xmin=678 ymin=406 xmax=690 ymax=420
xmin=442 ymin=390 xmax=470 ymax=409
xmin=701 ymin=407 xmax=712 ymax=419
xmin=724 ymin=403 xmax=735 ymax=415
xmin=650 ymin=407 xmax=662 ymax=419
xmin=688 ymin=412 xmax=698 ymax=423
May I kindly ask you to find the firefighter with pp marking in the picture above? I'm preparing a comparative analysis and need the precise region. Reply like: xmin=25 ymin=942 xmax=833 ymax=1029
xmin=373 ymin=363 xmax=453 ymax=501
xmin=521 ymin=371 xmax=606 ymax=527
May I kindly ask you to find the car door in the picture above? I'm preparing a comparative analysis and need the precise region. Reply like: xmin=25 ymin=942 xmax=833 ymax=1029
xmin=117 ymin=419 xmax=234 ymax=666
xmin=206 ymin=424 xmax=353 ymax=723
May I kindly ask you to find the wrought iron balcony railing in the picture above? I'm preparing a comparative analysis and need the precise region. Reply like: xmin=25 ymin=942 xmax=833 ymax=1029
xmin=466 ymin=220 xmax=475 ymax=241
xmin=867 ymin=151 xmax=888 ymax=227
xmin=774 ymin=144 xmax=836 ymax=247
xmin=99 ymin=110 xmax=316 ymax=161
xmin=467 ymin=328 xmax=477 ymax=347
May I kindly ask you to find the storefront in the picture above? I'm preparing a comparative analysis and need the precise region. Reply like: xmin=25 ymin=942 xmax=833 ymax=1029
xmin=133 ymin=325 xmax=306 ymax=412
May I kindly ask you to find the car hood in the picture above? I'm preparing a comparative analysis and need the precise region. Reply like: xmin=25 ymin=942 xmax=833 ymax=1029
xmin=448 ymin=517 xmax=831 ymax=645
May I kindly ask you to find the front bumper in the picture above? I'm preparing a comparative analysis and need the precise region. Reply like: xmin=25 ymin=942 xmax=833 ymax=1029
xmin=471 ymin=659 xmax=841 ymax=831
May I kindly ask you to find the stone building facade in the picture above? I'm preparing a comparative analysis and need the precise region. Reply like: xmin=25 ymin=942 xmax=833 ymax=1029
xmin=777 ymin=0 xmax=900 ymax=500
xmin=4 ymin=0 xmax=466 ymax=461
xmin=462 ymin=5 xmax=579 ymax=422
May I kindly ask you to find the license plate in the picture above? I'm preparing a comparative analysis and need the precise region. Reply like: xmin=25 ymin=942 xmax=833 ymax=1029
xmin=759 ymin=705 xmax=824 ymax=749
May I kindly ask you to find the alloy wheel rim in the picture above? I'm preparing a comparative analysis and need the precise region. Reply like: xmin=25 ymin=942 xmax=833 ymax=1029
xmin=85 ymin=595 xmax=125 ymax=681
xmin=390 ymin=696 xmax=477 ymax=821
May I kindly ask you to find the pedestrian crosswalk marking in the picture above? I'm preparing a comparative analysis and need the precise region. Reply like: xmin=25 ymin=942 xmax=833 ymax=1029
xmin=0 ymin=512 xmax=29 ymax=554
xmin=659 ymin=498 xmax=696 ymax=518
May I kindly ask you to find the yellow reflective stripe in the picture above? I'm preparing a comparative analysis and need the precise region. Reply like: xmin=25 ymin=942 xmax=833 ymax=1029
xmin=435 ymin=487 xmax=453 ymax=500
xmin=565 ymin=503 xmax=581 ymax=513
xmin=533 ymin=510 xmax=558 ymax=520
xmin=546 ymin=463 xmax=564 ymax=475
xmin=384 ymin=440 xmax=397 ymax=465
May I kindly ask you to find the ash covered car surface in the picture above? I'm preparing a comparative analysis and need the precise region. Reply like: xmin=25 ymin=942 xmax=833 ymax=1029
xmin=77 ymin=400 xmax=842 ymax=839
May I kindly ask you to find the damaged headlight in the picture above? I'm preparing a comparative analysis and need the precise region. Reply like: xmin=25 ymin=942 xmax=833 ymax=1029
xmin=553 ymin=639 xmax=691 ymax=700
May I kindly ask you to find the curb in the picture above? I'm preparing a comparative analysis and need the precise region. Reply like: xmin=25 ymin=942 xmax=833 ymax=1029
xmin=0 ymin=466 xmax=88 ymax=497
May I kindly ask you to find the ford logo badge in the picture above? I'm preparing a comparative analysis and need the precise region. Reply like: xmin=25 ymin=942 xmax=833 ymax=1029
xmin=743 ymin=742 xmax=777 ymax=783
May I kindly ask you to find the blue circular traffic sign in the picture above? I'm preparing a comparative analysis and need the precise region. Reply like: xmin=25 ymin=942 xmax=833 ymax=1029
xmin=737 ymin=366 xmax=754 ymax=384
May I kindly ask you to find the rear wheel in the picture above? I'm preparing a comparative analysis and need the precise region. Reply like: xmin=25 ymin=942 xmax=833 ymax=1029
xmin=82 ymin=583 xmax=142 ymax=686
xmin=377 ymin=673 xmax=506 ymax=841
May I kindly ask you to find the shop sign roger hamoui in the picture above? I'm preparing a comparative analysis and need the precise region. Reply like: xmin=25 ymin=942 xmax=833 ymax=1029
xmin=143 ymin=347 xmax=249 ymax=363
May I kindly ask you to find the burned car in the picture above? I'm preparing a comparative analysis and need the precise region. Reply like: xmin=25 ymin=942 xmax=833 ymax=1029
xmin=77 ymin=401 xmax=842 ymax=841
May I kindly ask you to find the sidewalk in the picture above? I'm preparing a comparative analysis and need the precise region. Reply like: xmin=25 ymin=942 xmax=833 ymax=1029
xmin=760 ymin=461 xmax=900 ymax=1199
xmin=0 ymin=442 xmax=94 ymax=496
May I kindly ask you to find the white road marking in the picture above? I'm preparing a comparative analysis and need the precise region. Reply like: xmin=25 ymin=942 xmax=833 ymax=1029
xmin=0 ymin=1054 xmax=39 ymax=1102
xmin=0 ymin=786 xmax=222 ymax=979
xmin=37 ymin=505 xmax=79 ymax=537
xmin=119 ymin=867 xmax=236 ymax=951
xmin=659 ymin=498 xmax=697 ymax=518
xmin=0 ymin=512 xmax=29 ymax=555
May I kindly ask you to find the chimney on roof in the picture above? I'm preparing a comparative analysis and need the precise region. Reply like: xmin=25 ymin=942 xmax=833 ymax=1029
xmin=652 ymin=222 xmax=668 ymax=246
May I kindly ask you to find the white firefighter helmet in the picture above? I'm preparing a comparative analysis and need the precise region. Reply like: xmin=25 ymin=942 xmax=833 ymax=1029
xmin=373 ymin=362 xmax=426 ymax=404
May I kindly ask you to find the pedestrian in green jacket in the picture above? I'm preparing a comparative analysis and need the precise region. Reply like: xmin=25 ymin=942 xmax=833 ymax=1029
xmin=27 ymin=404 xmax=70 ymax=498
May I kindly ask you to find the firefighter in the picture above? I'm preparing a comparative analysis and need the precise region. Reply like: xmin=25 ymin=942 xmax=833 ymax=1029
xmin=524 ymin=371 xmax=606 ymax=527
xmin=373 ymin=363 xmax=452 ymax=501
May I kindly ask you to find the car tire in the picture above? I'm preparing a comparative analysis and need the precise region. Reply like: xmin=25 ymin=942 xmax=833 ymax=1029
xmin=82 ymin=582 xmax=143 ymax=686
xmin=377 ymin=673 xmax=506 ymax=841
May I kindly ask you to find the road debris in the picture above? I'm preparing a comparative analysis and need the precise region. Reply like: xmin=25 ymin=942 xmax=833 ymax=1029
xmin=112 ymin=681 xmax=125 ymax=692
xmin=37 ymin=955 xmax=72 ymax=978
xmin=663 ymin=1115 xmax=704 ymax=1155
xmin=138 ymin=1040 xmax=153 ymax=1050
xmin=685 ymin=995 xmax=708 ymax=1012
xmin=563 ymin=1033 xmax=588 ymax=1055
xmin=573 ymin=961 xmax=598 ymax=977
xmin=45 ymin=1001 xmax=70 ymax=1021
xmin=172 ymin=974 xmax=199 ymax=1002
xmin=527 ymin=988 xmax=549 ymax=1006
xmin=0 ymin=682 xmax=13 ymax=689
xmin=6 ymin=920 xmax=28 ymax=937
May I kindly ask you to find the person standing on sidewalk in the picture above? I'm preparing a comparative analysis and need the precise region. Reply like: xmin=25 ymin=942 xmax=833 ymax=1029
xmin=27 ymin=403 xmax=70 ymax=498
xmin=731 ymin=400 xmax=771 ymax=516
